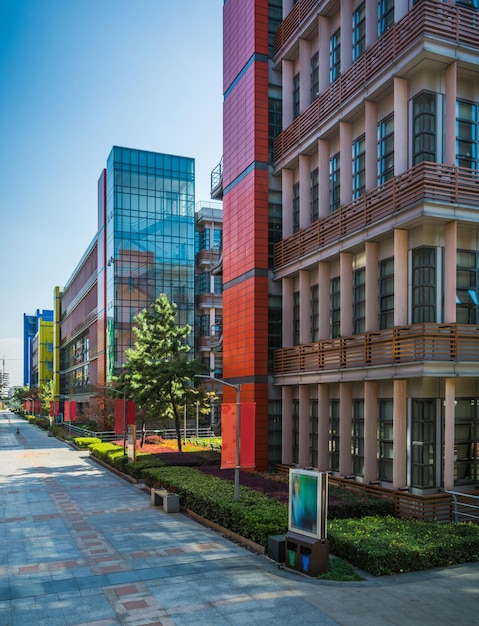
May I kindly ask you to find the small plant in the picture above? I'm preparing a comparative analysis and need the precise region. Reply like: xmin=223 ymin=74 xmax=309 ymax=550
xmin=317 ymin=556 xmax=364 ymax=581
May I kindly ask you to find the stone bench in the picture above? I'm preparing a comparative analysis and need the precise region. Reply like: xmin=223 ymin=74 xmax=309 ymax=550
xmin=151 ymin=488 xmax=180 ymax=513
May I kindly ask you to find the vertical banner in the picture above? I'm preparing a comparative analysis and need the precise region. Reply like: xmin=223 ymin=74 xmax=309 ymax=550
xmin=220 ymin=403 xmax=256 ymax=470
xmin=115 ymin=399 xmax=135 ymax=434
xmin=64 ymin=400 xmax=70 ymax=421
xmin=70 ymin=400 xmax=77 ymax=422
xmin=64 ymin=401 xmax=77 ymax=422
xmin=50 ymin=401 xmax=60 ymax=417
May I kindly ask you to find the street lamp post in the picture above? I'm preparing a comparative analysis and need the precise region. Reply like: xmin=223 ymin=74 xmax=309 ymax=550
xmin=98 ymin=386 xmax=127 ymax=455
xmin=195 ymin=375 xmax=241 ymax=502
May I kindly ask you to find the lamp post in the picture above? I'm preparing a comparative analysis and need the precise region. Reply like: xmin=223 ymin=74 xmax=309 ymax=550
xmin=97 ymin=386 xmax=127 ymax=455
xmin=195 ymin=375 xmax=241 ymax=502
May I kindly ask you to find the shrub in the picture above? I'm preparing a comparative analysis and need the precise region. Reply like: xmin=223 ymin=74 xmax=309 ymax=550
xmin=74 ymin=436 xmax=101 ymax=448
xmin=128 ymin=454 xmax=164 ymax=479
xmin=89 ymin=442 xmax=128 ymax=473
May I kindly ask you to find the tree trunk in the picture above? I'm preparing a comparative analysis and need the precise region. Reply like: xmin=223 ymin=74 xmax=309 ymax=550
xmin=172 ymin=404 xmax=183 ymax=452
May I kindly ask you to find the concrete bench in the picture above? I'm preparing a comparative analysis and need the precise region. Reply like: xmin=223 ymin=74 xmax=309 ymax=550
xmin=151 ymin=488 xmax=180 ymax=513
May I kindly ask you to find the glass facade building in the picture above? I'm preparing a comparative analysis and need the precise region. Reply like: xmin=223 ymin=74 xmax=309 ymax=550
xmin=103 ymin=147 xmax=195 ymax=380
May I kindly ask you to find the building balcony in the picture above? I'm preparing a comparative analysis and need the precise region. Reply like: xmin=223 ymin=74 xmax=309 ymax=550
xmin=195 ymin=293 xmax=223 ymax=309
xmin=274 ymin=162 xmax=479 ymax=271
xmin=196 ymin=248 xmax=221 ymax=267
xmin=210 ymin=157 xmax=223 ymax=200
xmin=274 ymin=323 xmax=479 ymax=376
xmin=274 ymin=1 xmax=478 ymax=163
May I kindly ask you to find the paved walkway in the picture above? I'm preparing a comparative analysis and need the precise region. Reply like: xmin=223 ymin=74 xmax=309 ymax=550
xmin=0 ymin=411 xmax=478 ymax=626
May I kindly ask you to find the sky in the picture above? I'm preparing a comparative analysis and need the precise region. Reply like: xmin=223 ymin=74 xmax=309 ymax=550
xmin=0 ymin=0 xmax=223 ymax=387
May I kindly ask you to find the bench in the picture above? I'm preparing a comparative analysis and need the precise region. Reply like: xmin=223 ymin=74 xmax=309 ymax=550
xmin=151 ymin=488 xmax=180 ymax=513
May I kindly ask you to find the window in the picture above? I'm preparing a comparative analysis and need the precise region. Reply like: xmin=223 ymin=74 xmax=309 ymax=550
xmin=330 ymin=399 xmax=340 ymax=471
xmin=352 ymin=134 xmax=366 ymax=199
xmin=268 ymin=90 xmax=282 ymax=163
xmin=311 ymin=284 xmax=319 ymax=341
xmin=310 ymin=167 xmax=319 ymax=222
xmin=379 ymin=257 xmax=394 ymax=329
xmin=293 ymin=73 xmax=300 ymax=119
xmin=379 ymin=400 xmax=394 ymax=482
xmin=352 ymin=2 xmax=366 ymax=61
xmin=378 ymin=114 xmax=394 ymax=184
xmin=330 ymin=276 xmax=341 ymax=339
xmin=378 ymin=0 xmax=395 ymax=36
xmin=293 ymin=290 xmax=300 ymax=345
xmin=293 ymin=182 xmax=300 ymax=232
xmin=310 ymin=51 xmax=319 ymax=103
xmin=456 ymin=100 xmax=478 ymax=169
xmin=268 ymin=304 xmax=282 ymax=371
xmin=353 ymin=267 xmax=366 ymax=335
xmin=413 ymin=91 xmax=436 ymax=164
xmin=293 ymin=399 xmax=299 ymax=464
xmin=268 ymin=0 xmax=283 ymax=56
xmin=352 ymin=400 xmax=365 ymax=476
xmin=213 ymin=275 xmax=223 ymax=294
xmin=454 ymin=399 xmax=478 ymax=485
xmin=412 ymin=247 xmax=436 ymax=323
xmin=456 ymin=0 xmax=478 ymax=9
xmin=268 ymin=201 xmax=282 ymax=268
xmin=411 ymin=400 xmax=436 ymax=489
xmin=311 ymin=400 xmax=318 ymax=466
xmin=330 ymin=29 xmax=341 ymax=83
xmin=329 ymin=153 xmax=340 ymax=212
xmin=456 ymin=250 xmax=479 ymax=324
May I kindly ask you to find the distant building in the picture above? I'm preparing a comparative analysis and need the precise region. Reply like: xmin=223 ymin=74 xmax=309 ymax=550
xmin=23 ymin=309 xmax=54 ymax=388
xmin=0 ymin=370 xmax=9 ymax=398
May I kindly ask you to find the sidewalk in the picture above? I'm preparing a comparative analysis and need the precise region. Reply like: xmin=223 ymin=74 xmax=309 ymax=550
xmin=0 ymin=411 xmax=478 ymax=626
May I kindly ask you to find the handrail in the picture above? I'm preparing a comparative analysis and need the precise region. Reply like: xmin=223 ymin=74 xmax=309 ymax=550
xmin=445 ymin=490 xmax=479 ymax=523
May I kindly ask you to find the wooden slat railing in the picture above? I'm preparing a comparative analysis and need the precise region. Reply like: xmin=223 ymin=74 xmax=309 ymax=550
xmin=273 ymin=162 xmax=479 ymax=269
xmin=274 ymin=1 xmax=475 ymax=162
xmin=274 ymin=323 xmax=479 ymax=375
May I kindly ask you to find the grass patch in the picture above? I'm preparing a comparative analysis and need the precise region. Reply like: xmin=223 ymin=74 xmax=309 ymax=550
xmin=317 ymin=556 xmax=364 ymax=582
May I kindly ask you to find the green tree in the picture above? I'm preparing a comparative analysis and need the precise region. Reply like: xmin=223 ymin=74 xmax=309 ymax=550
xmin=39 ymin=379 xmax=55 ymax=418
xmin=118 ymin=294 xmax=208 ymax=451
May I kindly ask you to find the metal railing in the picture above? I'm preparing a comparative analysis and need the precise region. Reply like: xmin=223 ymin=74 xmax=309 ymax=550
xmin=65 ymin=423 xmax=215 ymax=441
xmin=445 ymin=491 xmax=479 ymax=523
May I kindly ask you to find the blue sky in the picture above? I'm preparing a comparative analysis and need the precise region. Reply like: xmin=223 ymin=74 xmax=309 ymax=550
xmin=0 ymin=0 xmax=223 ymax=386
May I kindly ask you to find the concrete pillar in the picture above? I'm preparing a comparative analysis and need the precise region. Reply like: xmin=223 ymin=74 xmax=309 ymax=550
xmin=299 ymin=154 xmax=311 ymax=229
xmin=394 ymin=77 xmax=409 ymax=176
xmin=365 ymin=100 xmax=378 ymax=191
xmin=299 ymin=38 xmax=311 ymax=114
xmin=318 ymin=17 xmax=330 ymax=93
xmin=443 ymin=378 xmax=455 ymax=490
xmin=365 ymin=241 xmax=379 ymax=332
xmin=282 ymin=59 xmax=294 ymax=128
xmin=282 ymin=278 xmax=294 ymax=347
xmin=339 ymin=383 xmax=353 ymax=477
xmin=318 ymin=139 xmax=330 ymax=217
xmin=393 ymin=379 xmax=408 ymax=489
xmin=299 ymin=385 xmax=311 ymax=467
xmin=341 ymin=1 xmax=353 ymax=74
xmin=395 ymin=0 xmax=409 ymax=21
xmin=340 ymin=121 xmax=353 ymax=205
xmin=445 ymin=62 xmax=457 ymax=166
xmin=444 ymin=221 xmax=457 ymax=323
xmin=299 ymin=270 xmax=311 ymax=344
xmin=282 ymin=168 xmax=294 ymax=238
xmin=283 ymin=0 xmax=295 ymax=18
xmin=364 ymin=381 xmax=378 ymax=483
xmin=282 ymin=386 xmax=293 ymax=465
xmin=318 ymin=262 xmax=330 ymax=340
xmin=340 ymin=252 xmax=353 ymax=337
xmin=317 ymin=383 xmax=330 ymax=472
xmin=366 ymin=0 xmax=378 ymax=48
xmin=394 ymin=229 xmax=408 ymax=326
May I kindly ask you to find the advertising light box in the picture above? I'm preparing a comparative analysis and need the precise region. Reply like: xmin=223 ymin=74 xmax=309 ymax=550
xmin=288 ymin=469 xmax=328 ymax=540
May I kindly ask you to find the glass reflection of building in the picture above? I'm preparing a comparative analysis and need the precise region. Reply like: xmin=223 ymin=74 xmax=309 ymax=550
xmin=101 ymin=147 xmax=195 ymax=381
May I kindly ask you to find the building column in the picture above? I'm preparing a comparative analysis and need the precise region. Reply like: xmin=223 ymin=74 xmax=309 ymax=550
xmin=364 ymin=381 xmax=378 ymax=483
xmin=282 ymin=386 xmax=293 ymax=465
xmin=393 ymin=379 xmax=408 ymax=489
xmin=395 ymin=0 xmax=409 ymax=20
xmin=445 ymin=62 xmax=457 ymax=166
xmin=299 ymin=385 xmax=311 ymax=467
xmin=282 ymin=59 xmax=294 ymax=128
xmin=366 ymin=0 xmax=378 ymax=48
xmin=318 ymin=17 xmax=330 ymax=93
xmin=339 ymin=383 xmax=353 ymax=476
xmin=394 ymin=229 xmax=408 ymax=326
xmin=444 ymin=221 xmax=457 ymax=323
xmin=299 ymin=154 xmax=311 ymax=229
xmin=341 ymin=0 xmax=353 ymax=75
xmin=444 ymin=378 xmax=456 ymax=490
xmin=282 ymin=168 xmax=294 ymax=238
xmin=340 ymin=252 xmax=353 ymax=337
xmin=317 ymin=383 xmax=330 ymax=472
xmin=318 ymin=138 xmax=330 ymax=217
xmin=365 ymin=100 xmax=378 ymax=192
xmin=318 ymin=261 xmax=330 ymax=340
xmin=340 ymin=121 xmax=353 ymax=205
xmin=282 ymin=277 xmax=294 ymax=347
xmin=365 ymin=241 xmax=379 ymax=332
xmin=394 ymin=77 xmax=408 ymax=176
xmin=283 ymin=0 xmax=295 ymax=18
xmin=299 ymin=38 xmax=311 ymax=113
xmin=299 ymin=270 xmax=311 ymax=344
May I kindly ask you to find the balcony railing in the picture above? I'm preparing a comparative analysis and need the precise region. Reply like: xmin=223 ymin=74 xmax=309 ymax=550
xmin=195 ymin=293 xmax=223 ymax=309
xmin=274 ymin=1 xmax=476 ymax=162
xmin=274 ymin=323 xmax=479 ymax=376
xmin=195 ymin=248 xmax=222 ymax=266
xmin=210 ymin=157 xmax=223 ymax=199
xmin=274 ymin=162 xmax=479 ymax=270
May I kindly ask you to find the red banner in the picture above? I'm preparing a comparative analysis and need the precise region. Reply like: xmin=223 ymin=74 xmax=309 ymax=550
xmin=114 ymin=399 xmax=135 ymax=434
xmin=50 ymin=401 xmax=60 ymax=417
xmin=64 ymin=400 xmax=77 ymax=422
xmin=221 ymin=403 xmax=256 ymax=470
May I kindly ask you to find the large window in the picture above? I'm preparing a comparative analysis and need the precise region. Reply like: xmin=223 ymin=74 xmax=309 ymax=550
xmin=413 ymin=91 xmax=436 ymax=164
xmin=293 ymin=399 xmax=299 ymax=464
xmin=293 ymin=73 xmax=300 ymax=119
xmin=454 ymin=399 xmax=478 ymax=485
xmin=329 ymin=153 xmax=340 ymax=212
xmin=379 ymin=257 xmax=394 ymax=329
xmin=330 ymin=276 xmax=341 ymax=339
xmin=411 ymin=400 xmax=436 ymax=489
xmin=379 ymin=399 xmax=394 ymax=482
xmin=352 ymin=2 xmax=366 ymax=61
xmin=311 ymin=284 xmax=319 ymax=342
xmin=268 ymin=91 xmax=282 ymax=164
xmin=293 ymin=290 xmax=300 ymax=345
xmin=310 ymin=167 xmax=319 ymax=222
xmin=310 ymin=51 xmax=319 ymax=103
xmin=457 ymin=250 xmax=479 ymax=324
xmin=352 ymin=134 xmax=366 ymax=199
xmin=311 ymin=399 xmax=319 ymax=467
xmin=456 ymin=100 xmax=478 ymax=169
xmin=353 ymin=267 xmax=366 ymax=335
xmin=329 ymin=29 xmax=341 ymax=83
xmin=378 ymin=0 xmax=395 ymax=36
xmin=412 ymin=247 xmax=437 ymax=323
xmin=330 ymin=399 xmax=340 ymax=471
xmin=378 ymin=114 xmax=394 ymax=184
xmin=293 ymin=182 xmax=300 ymax=233
xmin=352 ymin=399 xmax=365 ymax=476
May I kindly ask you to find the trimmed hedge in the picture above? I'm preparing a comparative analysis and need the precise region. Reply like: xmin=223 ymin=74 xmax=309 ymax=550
xmin=89 ymin=442 xmax=129 ymax=473
xmin=73 ymin=437 xmax=102 ymax=448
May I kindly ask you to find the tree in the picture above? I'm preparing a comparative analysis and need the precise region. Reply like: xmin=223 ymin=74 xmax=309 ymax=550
xmin=118 ymin=294 xmax=209 ymax=451
xmin=83 ymin=385 xmax=116 ymax=431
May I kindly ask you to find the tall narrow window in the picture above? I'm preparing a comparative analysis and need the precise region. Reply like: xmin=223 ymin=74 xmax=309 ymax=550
xmin=454 ymin=399 xmax=478 ymax=485
xmin=352 ymin=399 xmax=365 ymax=476
xmin=329 ymin=29 xmax=341 ymax=83
xmin=413 ymin=91 xmax=436 ymax=164
xmin=293 ymin=73 xmax=300 ymax=118
xmin=379 ymin=399 xmax=394 ymax=482
xmin=378 ymin=114 xmax=394 ymax=184
xmin=268 ymin=92 xmax=282 ymax=164
xmin=293 ymin=182 xmax=300 ymax=233
xmin=329 ymin=153 xmax=340 ymax=211
xmin=412 ymin=247 xmax=436 ymax=323
xmin=411 ymin=399 xmax=436 ymax=489
xmin=293 ymin=399 xmax=299 ymax=464
xmin=310 ymin=51 xmax=319 ymax=103
xmin=456 ymin=0 xmax=478 ymax=9
xmin=330 ymin=276 xmax=341 ymax=339
xmin=352 ymin=134 xmax=366 ymax=199
xmin=311 ymin=400 xmax=319 ymax=467
xmin=456 ymin=100 xmax=478 ymax=169
xmin=330 ymin=399 xmax=340 ymax=471
xmin=293 ymin=290 xmax=300 ymax=345
xmin=353 ymin=267 xmax=366 ymax=335
xmin=311 ymin=283 xmax=319 ymax=341
xmin=310 ymin=167 xmax=319 ymax=222
xmin=379 ymin=257 xmax=394 ymax=329
xmin=456 ymin=250 xmax=479 ymax=324
xmin=352 ymin=2 xmax=366 ymax=61
xmin=378 ymin=0 xmax=395 ymax=36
